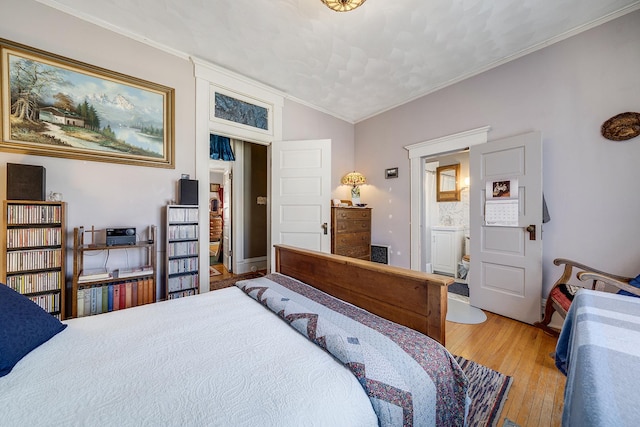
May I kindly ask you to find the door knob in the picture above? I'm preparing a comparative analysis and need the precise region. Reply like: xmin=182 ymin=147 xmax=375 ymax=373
xmin=322 ymin=223 xmax=328 ymax=235
xmin=526 ymin=225 xmax=536 ymax=240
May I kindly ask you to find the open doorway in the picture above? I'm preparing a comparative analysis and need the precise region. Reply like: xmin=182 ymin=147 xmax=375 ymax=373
xmin=208 ymin=166 xmax=227 ymax=278
xmin=424 ymin=151 xmax=470 ymax=298
xmin=209 ymin=139 xmax=268 ymax=288
xmin=424 ymin=151 xmax=470 ymax=277
xmin=406 ymin=126 xmax=488 ymax=272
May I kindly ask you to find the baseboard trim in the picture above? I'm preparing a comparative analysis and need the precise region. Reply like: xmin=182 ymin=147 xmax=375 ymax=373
xmin=235 ymin=256 xmax=267 ymax=275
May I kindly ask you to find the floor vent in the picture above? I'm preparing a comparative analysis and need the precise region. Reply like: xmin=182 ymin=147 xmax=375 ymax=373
xmin=371 ymin=244 xmax=390 ymax=264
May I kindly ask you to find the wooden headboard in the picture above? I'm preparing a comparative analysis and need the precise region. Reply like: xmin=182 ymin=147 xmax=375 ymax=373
xmin=274 ymin=244 xmax=452 ymax=346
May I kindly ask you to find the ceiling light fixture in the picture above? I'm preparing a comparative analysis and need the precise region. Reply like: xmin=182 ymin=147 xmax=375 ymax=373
xmin=321 ymin=0 xmax=367 ymax=12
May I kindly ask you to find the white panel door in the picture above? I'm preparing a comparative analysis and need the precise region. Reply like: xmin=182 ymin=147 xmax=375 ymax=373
xmin=469 ymin=132 xmax=543 ymax=324
xmin=271 ymin=139 xmax=331 ymax=264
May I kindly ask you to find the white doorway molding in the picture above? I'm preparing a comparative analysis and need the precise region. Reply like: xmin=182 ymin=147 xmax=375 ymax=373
xmin=404 ymin=126 xmax=490 ymax=271
xmin=193 ymin=58 xmax=284 ymax=292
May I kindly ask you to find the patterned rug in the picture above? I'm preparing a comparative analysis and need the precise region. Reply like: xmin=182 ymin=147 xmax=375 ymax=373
xmin=456 ymin=355 xmax=513 ymax=427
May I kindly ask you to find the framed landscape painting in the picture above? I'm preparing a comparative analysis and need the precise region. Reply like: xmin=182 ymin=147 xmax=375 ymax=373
xmin=0 ymin=38 xmax=175 ymax=168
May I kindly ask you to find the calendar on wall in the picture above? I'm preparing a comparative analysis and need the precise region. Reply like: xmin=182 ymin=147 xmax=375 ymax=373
xmin=485 ymin=178 xmax=519 ymax=227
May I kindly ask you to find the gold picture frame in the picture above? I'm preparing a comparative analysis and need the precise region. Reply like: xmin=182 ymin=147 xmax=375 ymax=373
xmin=436 ymin=164 xmax=460 ymax=202
xmin=0 ymin=38 xmax=175 ymax=168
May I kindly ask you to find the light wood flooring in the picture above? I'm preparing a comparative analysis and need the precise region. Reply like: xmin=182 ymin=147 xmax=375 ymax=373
xmin=446 ymin=310 xmax=565 ymax=427
xmin=209 ymin=263 xmax=234 ymax=281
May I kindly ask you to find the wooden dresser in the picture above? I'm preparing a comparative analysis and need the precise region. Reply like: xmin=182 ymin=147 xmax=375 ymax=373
xmin=331 ymin=207 xmax=371 ymax=261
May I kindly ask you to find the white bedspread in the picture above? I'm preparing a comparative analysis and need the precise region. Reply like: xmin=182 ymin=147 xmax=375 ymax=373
xmin=1 ymin=287 xmax=378 ymax=427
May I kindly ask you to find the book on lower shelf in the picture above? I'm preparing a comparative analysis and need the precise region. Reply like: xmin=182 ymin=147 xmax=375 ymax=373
xmin=78 ymin=268 xmax=111 ymax=282
xmin=75 ymin=278 xmax=155 ymax=318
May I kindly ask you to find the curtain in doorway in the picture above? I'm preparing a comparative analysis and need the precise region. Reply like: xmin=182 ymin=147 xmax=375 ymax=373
xmin=210 ymin=134 xmax=235 ymax=161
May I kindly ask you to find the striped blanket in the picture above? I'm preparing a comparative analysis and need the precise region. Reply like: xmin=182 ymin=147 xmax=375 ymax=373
xmin=555 ymin=289 xmax=640 ymax=426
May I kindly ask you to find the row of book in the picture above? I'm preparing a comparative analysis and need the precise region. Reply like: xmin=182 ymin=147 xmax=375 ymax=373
xmin=28 ymin=291 xmax=60 ymax=314
xmin=168 ymin=224 xmax=198 ymax=240
xmin=168 ymin=207 xmax=198 ymax=223
xmin=168 ymin=273 xmax=199 ymax=293
xmin=5 ymin=271 xmax=61 ymax=294
xmin=6 ymin=204 xmax=62 ymax=225
xmin=168 ymin=241 xmax=199 ymax=257
xmin=5 ymin=248 xmax=62 ymax=273
xmin=168 ymin=289 xmax=197 ymax=300
xmin=6 ymin=227 xmax=62 ymax=249
xmin=77 ymin=278 xmax=155 ymax=317
xmin=167 ymin=257 xmax=198 ymax=275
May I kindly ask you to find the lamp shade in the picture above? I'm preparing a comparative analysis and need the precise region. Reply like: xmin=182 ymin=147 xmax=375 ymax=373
xmin=341 ymin=171 xmax=366 ymax=187
xmin=321 ymin=0 xmax=367 ymax=12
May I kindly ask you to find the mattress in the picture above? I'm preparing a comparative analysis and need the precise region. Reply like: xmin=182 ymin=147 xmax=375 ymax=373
xmin=1 ymin=286 xmax=378 ymax=427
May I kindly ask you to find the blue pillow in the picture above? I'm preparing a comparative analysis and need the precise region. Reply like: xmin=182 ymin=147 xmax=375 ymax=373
xmin=617 ymin=274 xmax=640 ymax=298
xmin=0 ymin=283 xmax=67 ymax=377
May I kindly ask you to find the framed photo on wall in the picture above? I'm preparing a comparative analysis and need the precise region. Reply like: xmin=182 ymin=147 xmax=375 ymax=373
xmin=385 ymin=167 xmax=399 ymax=179
xmin=0 ymin=38 xmax=175 ymax=168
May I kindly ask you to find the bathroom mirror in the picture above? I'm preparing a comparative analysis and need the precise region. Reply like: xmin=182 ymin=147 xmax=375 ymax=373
xmin=436 ymin=164 xmax=460 ymax=202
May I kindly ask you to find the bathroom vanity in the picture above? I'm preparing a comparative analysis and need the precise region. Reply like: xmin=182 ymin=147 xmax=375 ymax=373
xmin=431 ymin=225 xmax=465 ymax=278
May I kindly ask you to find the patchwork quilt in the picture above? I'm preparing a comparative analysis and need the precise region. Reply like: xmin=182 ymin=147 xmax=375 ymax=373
xmin=237 ymin=273 xmax=469 ymax=427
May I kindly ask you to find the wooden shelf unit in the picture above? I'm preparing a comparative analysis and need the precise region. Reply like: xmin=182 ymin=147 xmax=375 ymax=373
xmin=71 ymin=225 xmax=157 ymax=318
xmin=165 ymin=205 xmax=199 ymax=299
xmin=1 ymin=200 xmax=66 ymax=319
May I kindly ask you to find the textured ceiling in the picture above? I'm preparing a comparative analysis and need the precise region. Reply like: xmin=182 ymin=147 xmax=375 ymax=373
xmin=38 ymin=0 xmax=640 ymax=123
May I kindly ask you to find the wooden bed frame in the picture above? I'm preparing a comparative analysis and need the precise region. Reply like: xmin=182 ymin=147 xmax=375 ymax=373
xmin=274 ymin=244 xmax=453 ymax=346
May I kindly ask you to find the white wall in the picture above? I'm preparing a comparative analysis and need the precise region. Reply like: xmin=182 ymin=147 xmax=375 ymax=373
xmin=1 ymin=1 xmax=357 ymax=298
xmin=355 ymin=10 xmax=640 ymax=295
xmin=4 ymin=1 xmax=638 ymax=303
xmin=1 ymin=0 xmax=197 ymax=297
xmin=282 ymin=99 xmax=355 ymax=200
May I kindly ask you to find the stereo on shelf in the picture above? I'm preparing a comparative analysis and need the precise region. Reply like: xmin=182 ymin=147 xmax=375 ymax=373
xmin=106 ymin=227 xmax=136 ymax=246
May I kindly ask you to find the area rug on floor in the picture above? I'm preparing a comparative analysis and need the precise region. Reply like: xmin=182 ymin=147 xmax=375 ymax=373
xmin=449 ymin=281 xmax=470 ymax=297
xmin=210 ymin=272 xmax=264 ymax=291
xmin=456 ymin=355 xmax=513 ymax=427
xmin=209 ymin=266 xmax=221 ymax=276
xmin=447 ymin=295 xmax=487 ymax=324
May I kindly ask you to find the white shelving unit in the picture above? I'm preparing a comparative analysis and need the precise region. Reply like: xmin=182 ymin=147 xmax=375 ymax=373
xmin=165 ymin=204 xmax=199 ymax=299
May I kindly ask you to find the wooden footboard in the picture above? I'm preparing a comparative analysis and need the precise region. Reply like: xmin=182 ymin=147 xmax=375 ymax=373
xmin=274 ymin=244 xmax=452 ymax=346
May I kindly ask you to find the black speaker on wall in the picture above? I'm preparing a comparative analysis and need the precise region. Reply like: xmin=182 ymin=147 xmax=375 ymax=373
xmin=178 ymin=178 xmax=198 ymax=205
xmin=7 ymin=163 xmax=46 ymax=201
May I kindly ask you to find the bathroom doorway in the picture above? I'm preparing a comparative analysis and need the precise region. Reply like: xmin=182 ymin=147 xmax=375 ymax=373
xmin=423 ymin=150 xmax=470 ymax=286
